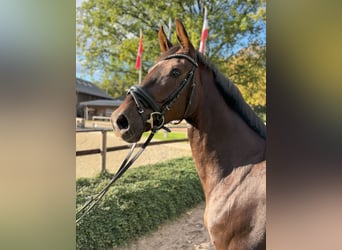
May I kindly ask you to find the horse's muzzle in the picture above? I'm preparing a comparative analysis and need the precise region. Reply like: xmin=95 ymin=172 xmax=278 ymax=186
xmin=111 ymin=110 xmax=145 ymax=143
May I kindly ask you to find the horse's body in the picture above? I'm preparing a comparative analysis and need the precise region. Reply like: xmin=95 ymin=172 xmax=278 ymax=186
xmin=111 ymin=20 xmax=266 ymax=250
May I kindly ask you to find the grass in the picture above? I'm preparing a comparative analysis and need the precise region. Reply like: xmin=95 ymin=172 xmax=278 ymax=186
xmin=76 ymin=157 xmax=204 ymax=249
xmin=142 ymin=130 xmax=188 ymax=141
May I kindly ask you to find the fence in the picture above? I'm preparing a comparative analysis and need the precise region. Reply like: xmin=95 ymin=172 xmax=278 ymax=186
xmin=76 ymin=127 xmax=188 ymax=173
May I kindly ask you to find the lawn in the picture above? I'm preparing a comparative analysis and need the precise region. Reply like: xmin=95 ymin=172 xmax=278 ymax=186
xmin=142 ymin=130 xmax=188 ymax=141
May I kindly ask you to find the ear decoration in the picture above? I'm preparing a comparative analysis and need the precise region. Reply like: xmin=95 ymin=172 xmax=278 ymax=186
xmin=158 ymin=26 xmax=173 ymax=53
xmin=175 ymin=19 xmax=194 ymax=51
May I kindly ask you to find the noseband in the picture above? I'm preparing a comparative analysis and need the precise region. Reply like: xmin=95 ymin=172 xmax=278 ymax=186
xmin=128 ymin=54 xmax=198 ymax=132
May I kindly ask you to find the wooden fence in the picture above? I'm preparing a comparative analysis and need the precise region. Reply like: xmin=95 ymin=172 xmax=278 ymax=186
xmin=76 ymin=128 xmax=188 ymax=173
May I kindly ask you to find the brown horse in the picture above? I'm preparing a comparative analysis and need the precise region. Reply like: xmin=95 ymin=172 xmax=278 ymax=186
xmin=111 ymin=19 xmax=266 ymax=250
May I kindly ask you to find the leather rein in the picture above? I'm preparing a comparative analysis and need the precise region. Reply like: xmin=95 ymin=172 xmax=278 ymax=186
xmin=76 ymin=53 xmax=198 ymax=223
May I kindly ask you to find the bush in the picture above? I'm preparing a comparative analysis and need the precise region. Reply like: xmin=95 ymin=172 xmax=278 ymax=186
xmin=76 ymin=157 xmax=204 ymax=249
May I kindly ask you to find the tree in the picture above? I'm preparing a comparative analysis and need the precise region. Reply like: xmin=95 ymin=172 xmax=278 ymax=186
xmin=77 ymin=0 xmax=266 ymax=115
xmin=224 ymin=44 xmax=266 ymax=121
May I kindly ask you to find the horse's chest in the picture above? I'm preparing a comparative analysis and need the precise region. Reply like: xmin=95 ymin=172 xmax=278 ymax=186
xmin=204 ymin=163 xmax=266 ymax=248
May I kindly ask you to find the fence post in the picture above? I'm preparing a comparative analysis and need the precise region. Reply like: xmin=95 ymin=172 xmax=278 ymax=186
xmin=101 ymin=129 xmax=107 ymax=173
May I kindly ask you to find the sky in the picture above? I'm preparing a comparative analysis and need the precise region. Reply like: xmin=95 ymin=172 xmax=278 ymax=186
xmin=76 ymin=0 xmax=83 ymax=7
xmin=76 ymin=0 xmax=86 ymax=79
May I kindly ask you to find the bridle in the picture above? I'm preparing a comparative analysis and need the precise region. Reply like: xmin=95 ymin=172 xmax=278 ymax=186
xmin=76 ymin=53 xmax=198 ymax=223
xmin=128 ymin=53 xmax=198 ymax=132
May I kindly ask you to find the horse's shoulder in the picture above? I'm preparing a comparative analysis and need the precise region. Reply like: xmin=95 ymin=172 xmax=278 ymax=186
xmin=206 ymin=162 xmax=266 ymax=248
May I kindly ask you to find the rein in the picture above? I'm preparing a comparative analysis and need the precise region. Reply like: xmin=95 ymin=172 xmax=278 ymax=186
xmin=76 ymin=53 xmax=197 ymax=223
xmin=76 ymin=131 xmax=156 ymax=223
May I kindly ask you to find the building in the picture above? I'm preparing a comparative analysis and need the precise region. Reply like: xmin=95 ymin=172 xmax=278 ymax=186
xmin=76 ymin=77 xmax=123 ymax=120
xmin=79 ymin=98 xmax=124 ymax=121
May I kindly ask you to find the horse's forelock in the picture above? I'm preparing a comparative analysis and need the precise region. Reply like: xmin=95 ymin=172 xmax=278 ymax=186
xmin=157 ymin=45 xmax=181 ymax=62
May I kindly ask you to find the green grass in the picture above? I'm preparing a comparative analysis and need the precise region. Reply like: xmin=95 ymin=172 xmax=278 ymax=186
xmin=142 ymin=131 xmax=187 ymax=141
xmin=76 ymin=157 xmax=204 ymax=249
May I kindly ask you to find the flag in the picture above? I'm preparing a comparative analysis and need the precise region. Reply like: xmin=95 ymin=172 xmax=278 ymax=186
xmin=135 ymin=29 xmax=143 ymax=70
xmin=199 ymin=7 xmax=208 ymax=54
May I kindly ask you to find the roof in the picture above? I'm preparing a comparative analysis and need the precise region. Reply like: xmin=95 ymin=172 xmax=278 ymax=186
xmin=76 ymin=77 xmax=114 ymax=99
xmin=79 ymin=99 xmax=123 ymax=107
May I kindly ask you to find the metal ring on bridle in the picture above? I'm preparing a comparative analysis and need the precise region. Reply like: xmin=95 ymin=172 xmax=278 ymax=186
xmin=146 ymin=112 xmax=165 ymax=130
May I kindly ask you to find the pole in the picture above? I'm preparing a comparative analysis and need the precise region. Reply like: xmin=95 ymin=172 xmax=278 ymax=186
xmin=101 ymin=129 xmax=107 ymax=173
xmin=167 ymin=17 xmax=172 ymax=40
xmin=139 ymin=28 xmax=142 ymax=84
xmin=199 ymin=6 xmax=208 ymax=54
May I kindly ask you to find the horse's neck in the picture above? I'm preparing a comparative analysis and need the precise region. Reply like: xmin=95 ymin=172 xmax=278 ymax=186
xmin=186 ymin=70 xmax=265 ymax=198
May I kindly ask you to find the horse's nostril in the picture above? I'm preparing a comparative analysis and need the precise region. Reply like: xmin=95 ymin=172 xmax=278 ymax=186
xmin=117 ymin=114 xmax=129 ymax=130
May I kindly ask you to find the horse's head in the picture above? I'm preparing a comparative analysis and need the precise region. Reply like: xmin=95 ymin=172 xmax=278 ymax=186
xmin=111 ymin=19 xmax=198 ymax=143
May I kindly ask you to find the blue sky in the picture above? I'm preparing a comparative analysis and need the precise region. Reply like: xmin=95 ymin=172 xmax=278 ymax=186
xmin=76 ymin=0 xmax=83 ymax=7
xmin=76 ymin=0 xmax=90 ymax=80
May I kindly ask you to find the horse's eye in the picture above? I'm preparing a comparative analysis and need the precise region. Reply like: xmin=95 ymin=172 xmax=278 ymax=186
xmin=170 ymin=69 xmax=181 ymax=78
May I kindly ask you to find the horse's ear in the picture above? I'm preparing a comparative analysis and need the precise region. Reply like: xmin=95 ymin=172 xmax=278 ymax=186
xmin=175 ymin=19 xmax=194 ymax=52
xmin=158 ymin=26 xmax=173 ymax=53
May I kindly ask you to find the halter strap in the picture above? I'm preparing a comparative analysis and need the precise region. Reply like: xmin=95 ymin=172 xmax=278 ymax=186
xmin=163 ymin=54 xmax=198 ymax=67
xmin=128 ymin=86 xmax=161 ymax=113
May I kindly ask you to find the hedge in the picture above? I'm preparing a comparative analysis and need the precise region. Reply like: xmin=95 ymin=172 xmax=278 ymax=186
xmin=76 ymin=157 xmax=204 ymax=249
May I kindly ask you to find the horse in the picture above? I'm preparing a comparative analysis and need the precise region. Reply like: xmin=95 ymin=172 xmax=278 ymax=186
xmin=111 ymin=19 xmax=266 ymax=250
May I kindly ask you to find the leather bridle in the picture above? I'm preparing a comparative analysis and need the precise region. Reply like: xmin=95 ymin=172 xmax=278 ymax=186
xmin=76 ymin=53 xmax=198 ymax=223
xmin=128 ymin=53 xmax=198 ymax=132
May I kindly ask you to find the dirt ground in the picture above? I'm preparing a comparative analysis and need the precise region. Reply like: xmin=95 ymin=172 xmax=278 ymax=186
xmin=76 ymin=129 xmax=192 ymax=179
xmin=114 ymin=203 xmax=214 ymax=250
xmin=76 ymin=122 xmax=214 ymax=249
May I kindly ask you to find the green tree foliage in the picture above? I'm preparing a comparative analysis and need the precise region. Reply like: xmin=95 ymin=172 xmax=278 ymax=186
xmin=77 ymin=0 xmax=266 ymax=119
xmin=224 ymin=44 xmax=266 ymax=121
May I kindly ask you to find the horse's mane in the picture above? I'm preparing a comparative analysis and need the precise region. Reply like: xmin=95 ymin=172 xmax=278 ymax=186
xmin=160 ymin=46 xmax=266 ymax=139
xmin=197 ymin=53 xmax=266 ymax=139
